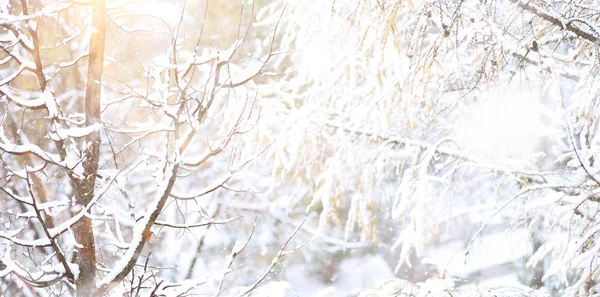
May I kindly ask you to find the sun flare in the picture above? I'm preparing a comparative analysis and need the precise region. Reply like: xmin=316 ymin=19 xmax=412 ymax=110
xmin=456 ymin=83 xmax=557 ymax=162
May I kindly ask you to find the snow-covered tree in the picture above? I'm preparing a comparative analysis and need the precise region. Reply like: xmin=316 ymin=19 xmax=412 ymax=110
xmin=3 ymin=0 xmax=600 ymax=296
xmin=0 ymin=0 xmax=295 ymax=296
xmin=248 ymin=0 xmax=600 ymax=295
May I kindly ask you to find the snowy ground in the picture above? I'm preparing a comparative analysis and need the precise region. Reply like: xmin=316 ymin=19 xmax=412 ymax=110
xmin=283 ymin=227 xmax=530 ymax=296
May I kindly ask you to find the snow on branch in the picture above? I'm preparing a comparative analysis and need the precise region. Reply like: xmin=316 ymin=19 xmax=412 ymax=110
xmin=24 ymin=173 xmax=75 ymax=282
xmin=0 ymin=249 xmax=69 ymax=288
xmin=236 ymin=215 xmax=309 ymax=296
xmin=47 ymin=122 xmax=103 ymax=141
xmin=0 ymin=169 xmax=120 ymax=248
xmin=325 ymin=120 xmax=547 ymax=180
xmin=0 ymin=141 xmax=62 ymax=165
xmin=514 ymin=0 xmax=600 ymax=45
xmin=169 ymin=173 xmax=233 ymax=200
xmin=154 ymin=216 xmax=241 ymax=229
xmin=0 ymin=228 xmax=52 ymax=247
xmin=94 ymin=162 xmax=180 ymax=296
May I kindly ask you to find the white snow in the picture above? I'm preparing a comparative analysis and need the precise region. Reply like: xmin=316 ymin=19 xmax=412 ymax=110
xmin=42 ymin=89 xmax=58 ymax=118
xmin=0 ymin=231 xmax=51 ymax=247
xmin=46 ymin=170 xmax=120 ymax=239
xmin=0 ymin=141 xmax=61 ymax=164
xmin=427 ymin=228 xmax=531 ymax=278
xmin=97 ymin=163 xmax=176 ymax=288
xmin=48 ymin=122 xmax=102 ymax=141
xmin=285 ymin=255 xmax=395 ymax=296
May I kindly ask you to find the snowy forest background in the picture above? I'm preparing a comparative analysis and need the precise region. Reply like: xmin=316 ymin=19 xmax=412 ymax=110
xmin=1 ymin=0 xmax=600 ymax=296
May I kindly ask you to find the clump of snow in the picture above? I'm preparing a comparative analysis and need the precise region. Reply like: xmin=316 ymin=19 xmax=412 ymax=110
xmin=48 ymin=122 xmax=102 ymax=141
xmin=42 ymin=89 xmax=58 ymax=118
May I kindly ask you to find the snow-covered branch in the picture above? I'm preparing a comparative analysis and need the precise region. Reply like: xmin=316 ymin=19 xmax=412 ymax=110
xmin=514 ymin=0 xmax=600 ymax=45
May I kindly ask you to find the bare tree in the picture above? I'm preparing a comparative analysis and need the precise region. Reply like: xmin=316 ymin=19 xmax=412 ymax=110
xmin=0 ymin=0 xmax=284 ymax=295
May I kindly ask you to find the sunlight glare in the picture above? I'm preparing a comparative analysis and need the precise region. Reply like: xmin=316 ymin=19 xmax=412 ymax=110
xmin=133 ymin=0 xmax=180 ymax=22
xmin=456 ymin=86 xmax=555 ymax=162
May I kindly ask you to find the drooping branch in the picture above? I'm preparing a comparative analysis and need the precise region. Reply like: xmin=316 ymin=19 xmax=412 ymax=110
xmin=324 ymin=120 xmax=548 ymax=180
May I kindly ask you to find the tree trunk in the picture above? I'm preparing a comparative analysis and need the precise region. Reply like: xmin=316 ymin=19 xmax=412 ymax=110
xmin=74 ymin=0 xmax=106 ymax=295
